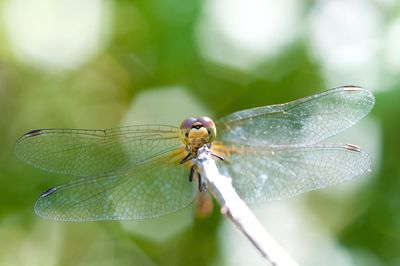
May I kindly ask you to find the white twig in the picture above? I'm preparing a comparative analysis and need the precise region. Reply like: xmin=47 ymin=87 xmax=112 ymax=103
xmin=193 ymin=145 xmax=298 ymax=266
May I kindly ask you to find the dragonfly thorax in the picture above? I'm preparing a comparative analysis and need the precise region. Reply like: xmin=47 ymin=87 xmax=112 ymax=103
xmin=179 ymin=116 xmax=216 ymax=153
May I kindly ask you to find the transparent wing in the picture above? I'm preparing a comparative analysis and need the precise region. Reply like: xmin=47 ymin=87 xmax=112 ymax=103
xmin=212 ymin=142 xmax=371 ymax=203
xmin=217 ymin=86 xmax=375 ymax=145
xmin=15 ymin=125 xmax=182 ymax=177
xmin=34 ymin=147 xmax=196 ymax=221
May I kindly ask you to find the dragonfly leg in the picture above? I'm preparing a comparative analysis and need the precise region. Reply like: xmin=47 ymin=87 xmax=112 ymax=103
xmin=189 ymin=165 xmax=195 ymax=182
xmin=208 ymin=143 xmax=224 ymax=161
xmin=188 ymin=165 xmax=206 ymax=191
xmin=198 ymin=172 xmax=206 ymax=192
xmin=211 ymin=153 xmax=224 ymax=161
xmin=180 ymin=152 xmax=193 ymax=164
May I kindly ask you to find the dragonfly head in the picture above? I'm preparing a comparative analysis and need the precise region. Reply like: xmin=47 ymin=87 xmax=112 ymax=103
xmin=179 ymin=116 xmax=216 ymax=147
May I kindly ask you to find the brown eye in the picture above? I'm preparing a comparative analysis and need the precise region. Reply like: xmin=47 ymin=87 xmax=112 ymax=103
xmin=196 ymin=116 xmax=217 ymax=142
xmin=197 ymin=116 xmax=214 ymax=128
xmin=180 ymin=117 xmax=197 ymax=130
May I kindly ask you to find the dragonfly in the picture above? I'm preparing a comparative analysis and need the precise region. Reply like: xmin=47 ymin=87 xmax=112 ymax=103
xmin=15 ymin=85 xmax=375 ymax=221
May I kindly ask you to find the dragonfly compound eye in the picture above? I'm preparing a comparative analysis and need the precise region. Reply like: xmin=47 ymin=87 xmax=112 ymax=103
xmin=179 ymin=116 xmax=217 ymax=145
xmin=197 ymin=116 xmax=216 ymax=142
xmin=179 ymin=117 xmax=197 ymax=145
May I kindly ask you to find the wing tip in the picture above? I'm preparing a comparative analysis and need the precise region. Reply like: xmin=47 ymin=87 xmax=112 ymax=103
xmin=343 ymin=143 xmax=372 ymax=173
xmin=344 ymin=143 xmax=361 ymax=152
xmin=17 ymin=129 xmax=45 ymax=143
xmin=24 ymin=129 xmax=44 ymax=137
xmin=341 ymin=85 xmax=375 ymax=112
xmin=15 ymin=129 xmax=45 ymax=150
xmin=14 ymin=129 xmax=41 ymax=160
xmin=342 ymin=85 xmax=375 ymax=98
xmin=40 ymin=187 xmax=57 ymax=198
xmin=342 ymin=85 xmax=363 ymax=91
xmin=34 ymin=196 xmax=74 ymax=222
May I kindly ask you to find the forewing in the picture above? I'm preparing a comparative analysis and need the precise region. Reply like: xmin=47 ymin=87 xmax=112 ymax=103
xmin=34 ymin=148 xmax=196 ymax=221
xmin=217 ymin=86 xmax=375 ymax=145
xmin=15 ymin=125 xmax=182 ymax=177
xmin=213 ymin=143 xmax=371 ymax=203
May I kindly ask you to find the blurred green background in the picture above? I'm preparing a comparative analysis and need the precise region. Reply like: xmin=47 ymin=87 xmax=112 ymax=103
xmin=0 ymin=0 xmax=399 ymax=265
